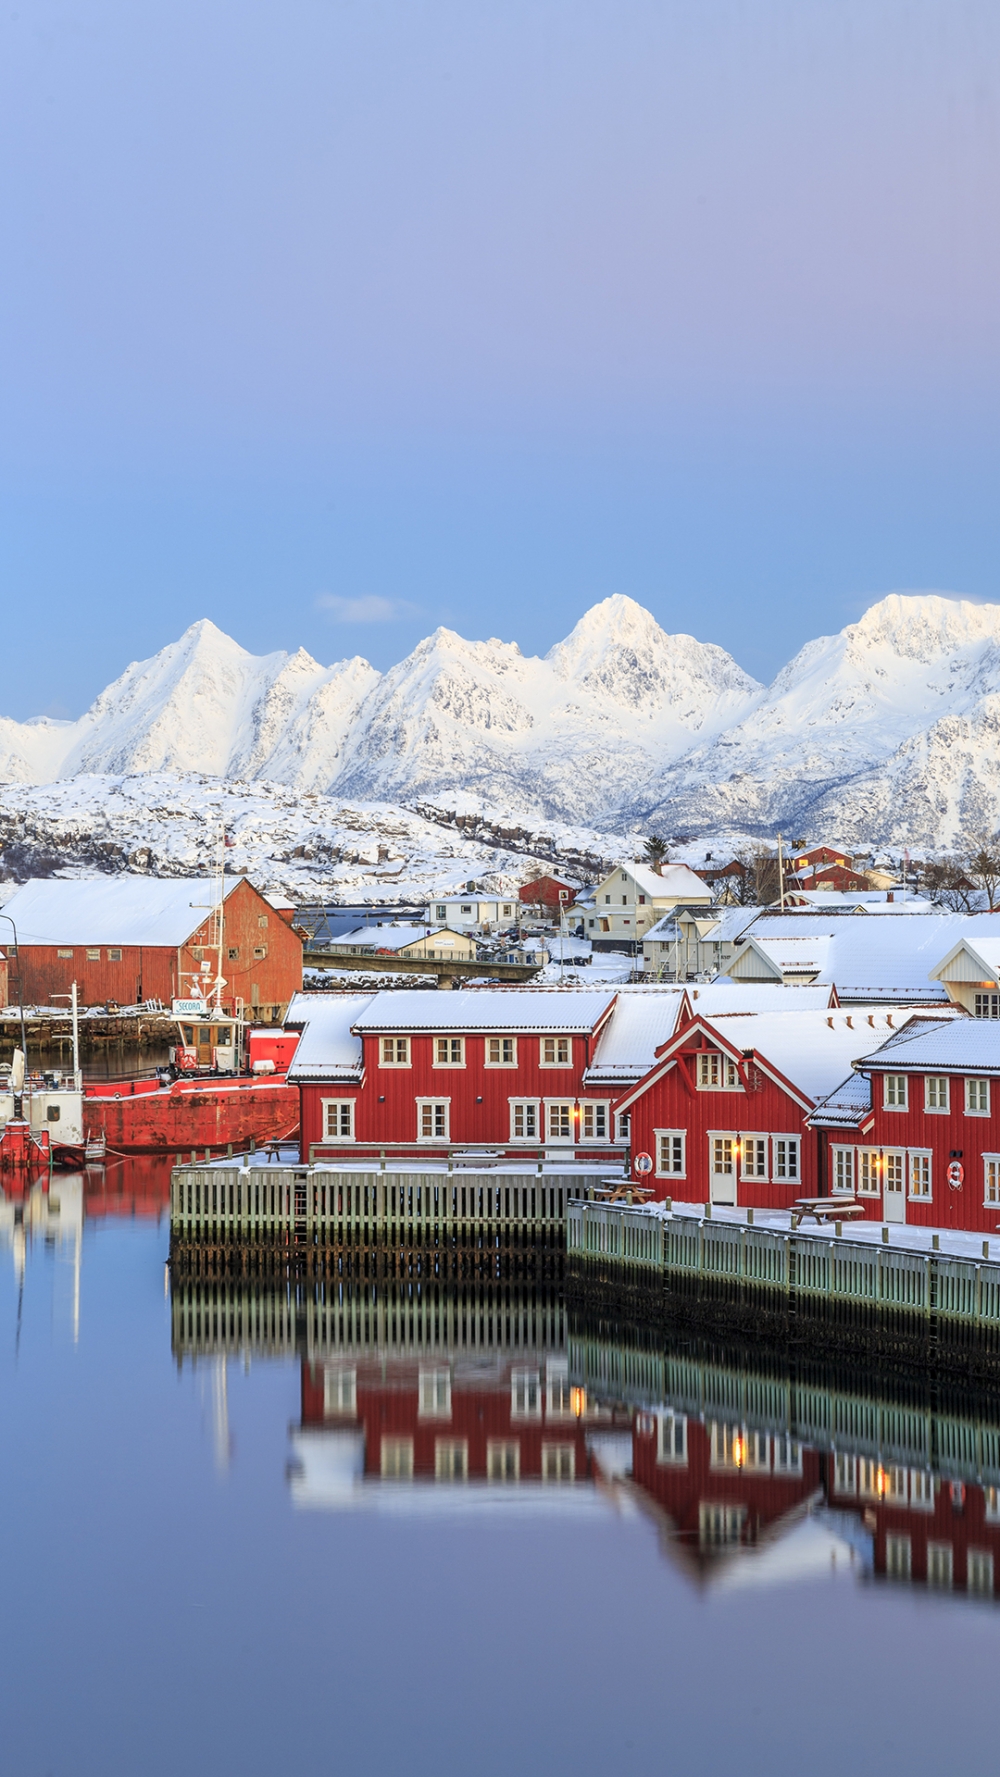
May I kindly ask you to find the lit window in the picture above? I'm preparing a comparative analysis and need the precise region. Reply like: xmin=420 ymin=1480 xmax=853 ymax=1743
xmin=772 ymin=1137 xmax=800 ymax=1181
xmin=984 ymin=1155 xmax=1000 ymax=1205
xmin=697 ymin=1050 xmax=739 ymax=1090
xmin=858 ymin=1150 xmax=881 ymax=1195
xmin=434 ymin=1036 xmax=465 ymax=1067
xmin=656 ymin=1130 xmax=686 ymax=1176
xmin=581 ymin=1102 xmax=608 ymax=1140
xmin=924 ymin=1076 xmax=949 ymax=1112
xmin=884 ymin=1075 xmax=908 ymax=1109
xmin=434 ymin=1439 xmax=468 ymax=1481
xmin=832 ymin=1146 xmax=855 ymax=1194
xmin=487 ymin=1440 xmax=520 ymax=1482
xmin=908 ymin=1151 xmax=932 ymax=1199
xmin=417 ymin=1100 xmax=449 ymax=1141
xmin=381 ymin=1437 xmax=414 ymax=1479
xmin=540 ymin=1036 xmax=571 ymax=1066
xmin=486 ymin=1035 xmax=517 ymax=1066
xmin=741 ymin=1135 xmax=768 ymax=1180
xmin=510 ymin=1100 xmax=539 ymax=1141
xmin=974 ymin=992 xmax=1000 ymax=1018
xmin=380 ymin=1036 xmax=410 ymax=1066
xmin=541 ymin=1442 xmax=575 ymax=1482
xmin=322 ymin=1099 xmax=354 ymax=1140
xmin=967 ymin=1077 xmax=991 ymax=1115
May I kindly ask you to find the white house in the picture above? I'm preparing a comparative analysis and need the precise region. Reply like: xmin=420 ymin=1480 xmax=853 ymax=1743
xmin=585 ymin=863 xmax=712 ymax=948
xmin=423 ymin=895 xmax=520 ymax=932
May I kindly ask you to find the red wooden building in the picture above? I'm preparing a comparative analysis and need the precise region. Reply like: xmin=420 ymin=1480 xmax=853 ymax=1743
xmin=614 ymin=1007 xmax=926 ymax=1209
xmin=518 ymin=875 xmax=581 ymax=911
xmin=0 ymin=874 xmax=302 ymax=1020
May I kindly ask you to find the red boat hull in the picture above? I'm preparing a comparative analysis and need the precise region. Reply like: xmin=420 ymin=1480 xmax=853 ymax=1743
xmin=83 ymin=1077 xmax=299 ymax=1154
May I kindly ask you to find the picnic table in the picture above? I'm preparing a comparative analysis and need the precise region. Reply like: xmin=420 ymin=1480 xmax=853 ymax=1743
xmin=791 ymin=1196 xmax=865 ymax=1228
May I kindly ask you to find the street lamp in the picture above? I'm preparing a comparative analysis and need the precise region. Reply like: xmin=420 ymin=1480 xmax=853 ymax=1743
xmin=0 ymin=912 xmax=29 ymax=1115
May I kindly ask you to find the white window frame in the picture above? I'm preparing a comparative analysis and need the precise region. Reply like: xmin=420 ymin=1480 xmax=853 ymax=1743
xmin=418 ymin=1368 xmax=452 ymax=1419
xmin=511 ymin=1368 xmax=542 ymax=1420
xmin=927 ymin=1541 xmax=954 ymax=1590
xmin=885 ymin=1532 xmax=912 ymax=1580
xmin=544 ymin=1099 xmax=574 ymax=1144
xmin=968 ymin=1549 xmax=995 ymax=1596
xmin=909 ymin=1469 xmax=935 ymax=1512
xmin=509 ymin=1099 xmax=540 ymax=1143
xmin=616 ymin=1110 xmax=631 ymax=1143
xmin=380 ymin=1035 xmax=411 ymax=1068
xmin=984 ymin=1154 xmax=1000 ymax=1206
xmin=831 ymin=1145 xmax=855 ymax=1195
xmin=772 ymin=1135 xmax=801 ymax=1183
xmin=697 ymin=1050 xmax=741 ymax=1091
xmin=323 ymin=1366 xmax=357 ymax=1416
xmin=546 ymin=1358 xmax=572 ymax=1419
xmin=924 ymin=1076 xmax=950 ymax=1113
xmin=434 ymin=1438 xmax=468 ymax=1481
xmin=485 ymin=1035 xmax=518 ymax=1068
xmin=539 ymin=1035 xmax=572 ymax=1068
xmin=974 ymin=992 xmax=1000 ymax=1019
xmin=655 ymin=1129 xmax=687 ymax=1178
xmin=657 ymin=1412 xmax=687 ymax=1466
xmin=541 ymin=1442 xmax=575 ymax=1483
xmin=966 ymin=1077 xmax=991 ymax=1116
xmin=857 ymin=1149 xmax=881 ymax=1196
xmin=487 ymin=1439 xmax=521 ymax=1483
xmin=321 ymin=1098 xmax=355 ymax=1141
xmin=833 ymin=1452 xmax=858 ymax=1496
xmin=883 ymin=1074 xmax=908 ymax=1110
xmin=416 ymin=1098 xmax=450 ymax=1142
xmin=580 ymin=1100 xmax=610 ymax=1142
xmin=740 ymin=1133 xmax=769 ymax=1182
xmin=908 ymin=1149 xmax=932 ymax=1201
xmin=381 ymin=1436 xmax=414 ymax=1479
xmin=432 ymin=1035 xmax=465 ymax=1068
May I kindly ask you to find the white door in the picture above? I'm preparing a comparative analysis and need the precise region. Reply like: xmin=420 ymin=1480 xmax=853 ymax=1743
xmin=883 ymin=1150 xmax=906 ymax=1223
xmin=709 ymin=1134 xmax=737 ymax=1206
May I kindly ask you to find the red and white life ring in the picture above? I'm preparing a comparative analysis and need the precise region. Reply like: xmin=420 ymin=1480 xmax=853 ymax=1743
xmin=634 ymin=1152 xmax=653 ymax=1176
xmin=947 ymin=1160 xmax=964 ymax=1190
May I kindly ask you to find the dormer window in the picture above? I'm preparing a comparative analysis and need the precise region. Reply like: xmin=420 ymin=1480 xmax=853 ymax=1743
xmin=697 ymin=1050 xmax=739 ymax=1090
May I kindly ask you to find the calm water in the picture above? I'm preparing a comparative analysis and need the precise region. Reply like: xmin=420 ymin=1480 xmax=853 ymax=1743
xmin=2 ymin=1163 xmax=999 ymax=1777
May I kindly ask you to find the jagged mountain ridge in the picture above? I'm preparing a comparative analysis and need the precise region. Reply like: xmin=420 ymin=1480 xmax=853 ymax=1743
xmin=2 ymin=592 xmax=1000 ymax=845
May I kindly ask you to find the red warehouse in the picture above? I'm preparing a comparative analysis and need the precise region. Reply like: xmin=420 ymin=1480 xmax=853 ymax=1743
xmin=809 ymin=1016 xmax=1000 ymax=1234
xmin=518 ymin=875 xmax=581 ymax=911
xmin=287 ymin=986 xmax=635 ymax=1160
xmin=1 ymin=874 xmax=302 ymax=1019
xmin=615 ymin=1006 xmax=940 ymax=1210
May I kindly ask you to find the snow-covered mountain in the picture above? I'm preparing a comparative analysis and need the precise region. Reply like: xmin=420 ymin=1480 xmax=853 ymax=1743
xmin=2 ymin=592 xmax=1000 ymax=847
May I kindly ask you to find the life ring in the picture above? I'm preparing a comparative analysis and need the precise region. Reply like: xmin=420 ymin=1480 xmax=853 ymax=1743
xmin=634 ymin=1151 xmax=653 ymax=1176
xmin=947 ymin=1160 xmax=964 ymax=1190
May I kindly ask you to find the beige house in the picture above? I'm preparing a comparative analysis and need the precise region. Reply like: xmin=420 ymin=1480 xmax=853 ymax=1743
xmin=330 ymin=923 xmax=479 ymax=963
xmin=929 ymin=935 xmax=1000 ymax=1017
xmin=587 ymin=863 xmax=712 ymax=945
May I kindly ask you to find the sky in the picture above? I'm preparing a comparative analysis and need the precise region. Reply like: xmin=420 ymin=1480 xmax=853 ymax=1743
xmin=2 ymin=0 xmax=1000 ymax=719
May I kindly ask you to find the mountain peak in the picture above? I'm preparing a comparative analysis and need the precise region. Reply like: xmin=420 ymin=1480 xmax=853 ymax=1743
xmin=847 ymin=592 xmax=1000 ymax=660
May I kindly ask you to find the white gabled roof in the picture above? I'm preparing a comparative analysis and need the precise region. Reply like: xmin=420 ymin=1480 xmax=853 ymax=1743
xmin=334 ymin=923 xmax=442 ymax=951
xmin=611 ymin=863 xmax=711 ymax=901
xmin=724 ymin=911 xmax=998 ymax=1001
xmin=930 ymin=934 xmax=1000 ymax=983
xmin=350 ymin=987 xmax=616 ymax=1034
xmin=0 ymin=875 xmax=243 ymax=947
xmin=286 ymin=992 xmax=374 ymax=1081
xmin=583 ymin=987 xmax=688 ymax=1085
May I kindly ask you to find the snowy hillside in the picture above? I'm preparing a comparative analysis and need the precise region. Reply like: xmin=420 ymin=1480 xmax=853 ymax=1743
xmin=2 ymin=592 xmax=1000 ymax=848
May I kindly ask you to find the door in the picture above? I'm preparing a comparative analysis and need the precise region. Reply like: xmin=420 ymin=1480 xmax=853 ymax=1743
xmin=883 ymin=1150 xmax=906 ymax=1223
xmin=709 ymin=1134 xmax=737 ymax=1206
xmin=195 ymin=1024 xmax=214 ymax=1067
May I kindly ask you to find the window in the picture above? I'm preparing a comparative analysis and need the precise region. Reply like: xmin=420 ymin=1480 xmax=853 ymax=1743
xmin=253 ymin=946 xmax=267 ymax=960
xmin=191 ymin=948 xmax=204 ymax=960
xmin=323 ymin=1367 xmax=356 ymax=1416
xmin=927 ymin=1542 xmax=954 ymax=1590
xmin=697 ymin=1050 xmax=740 ymax=1090
xmin=910 ymin=1470 xmax=935 ymax=1512
xmin=581 ymin=1102 xmax=608 ymax=1141
xmin=832 ymin=1147 xmax=855 ymax=1194
xmin=433 ymin=1036 xmax=465 ymax=1067
xmin=322 ymin=1099 xmax=355 ymax=1140
xmin=435 ymin=1439 xmax=468 ymax=1481
xmin=772 ymin=1136 xmax=800 ymax=1181
xmin=541 ymin=1442 xmax=575 ymax=1482
xmin=657 ymin=1412 xmax=687 ymax=1465
xmin=546 ymin=1101 xmax=573 ymax=1142
xmin=986 ymin=1486 xmax=1000 ymax=1524
xmin=435 ymin=905 xmax=447 ymax=921
xmin=858 ymin=1150 xmax=881 ymax=1196
xmin=381 ymin=1437 xmax=414 ymax=1479
xmin=968 ymin=1549 xmax=994 ymax=1596
xmin=511 ymin=1369 xmax=542 ymax=1419
xmin=487 ymin=1440 xmax=520 ymax=1482
xmin=227 ymin=946 xmax=239 ymax=960
xmin=419 ymin=1369 xmax=452 ymax=1418
xmin=744 ymin=1430 xmax=770 ymax=1471
xmin=638 ymin=894 xmax=646 ymax=905
xmin=486 ymin=1035 xmax=517 ymax=1066
xmin=258 ymin=915 xmax=268 ymax=928
xmin=380 ymin=1036 xmax=410 ymax=1066
xmin=86 ymin=948 xmax=100 ymax=961
xmin=741 ymin=1135 xmax=768 ymax=1180
xmin=710 ymin=1135 xmax=735 ymax=1178
xmin=884 ymin=1075 xmax=908 ymax=1109
xmin=709 ymin=1422 xmax=742 ymax=1470
xmin=605 ymin=894 xmax=611 ymax=904
xmin=967 ymin=1077 xmax=991 ymax=1115
xmin=858 ymin=1458 xmax=882 ymax=1501
xmin=883 ymin=1464 xmax=908 ymax=1504
xmin=884 ymin=1151 xmax=905 ymax=1195
xmin=834 ymin=1453 xmax=858 ymax=1495
xmin=461 ymin=904 xmax=472 ymax=915
xmin=985 ymin=1156 xmax=1000 ymax=1206
xmin=974 ymin=992 xmax=1000 ymax=1019
xmin=699 ymin=1503 xmax=746 ymax=1547
xmin=546 ymin=1361 xmax=572 ymax=1419
xmin=510 ymin=1100 xmax=540 ymax=1141
xmin=540 ymin=1036 xmax=571 ymax=1066
xmin=655 ymin=1130 xmax=686 ymax=1177
xmin=908 ymin=1151 xmax=932 ymax=1199
xmin=774 ymin=1436 xmax=803 ymax=1476
xmin=886 ymin=1533 xmax=912 ymax=1580
xmin=57 ymin=949 xmax=73 ymax=959
xmin=924 ymin=1076 xmax=949 ymax=1112
xmin=106 ymin=947 xmax=121 ymax=961
xmin=616 ymin=1111 xmax=631 ymax=1143
xmin=417 ymin=1100 xmax=450 ymax=1141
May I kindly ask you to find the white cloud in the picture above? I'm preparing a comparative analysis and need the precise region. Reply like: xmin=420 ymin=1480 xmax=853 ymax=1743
xmin=316 ymin=593 xmax=420 ymax=623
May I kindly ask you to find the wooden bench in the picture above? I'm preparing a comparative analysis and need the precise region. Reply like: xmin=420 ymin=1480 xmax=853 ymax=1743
xmin=791 ymin=1196 xmax=865 ymax=1228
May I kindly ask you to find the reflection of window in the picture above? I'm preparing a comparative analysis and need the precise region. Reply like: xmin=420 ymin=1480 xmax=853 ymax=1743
xmin=546 ymin=1362 xmax=572 ymax=1419
xmin=859 ymin=1458 xmax=881 ymax=1501
xmin=107 ymin=948 xmax=122 ymax=961
xmin=709 ymin=1422 xmax=742 ymax=1470
xmin=435 ymin=1439 xmax=468 ymax=1481
xmin=487 ymin=1440 xmax=520 ymax=1482
xmin=834 ymin=1453 xmax=858 ymax=1495
xmin=418 ymin=1369 xmax=451 ymax=1419
xmin=86 ymin=948 xmax=100 ymax=961
xmin=886 ymin=1533 xmax=912 ymax=1580
xmin=744 ymin=1430 xmax=770 ymax=1471
xmin=910 ymin=1470 xmax=935 ymax=1512
xmin=927 ymin=1542 xmax=953 ymax=1590
xmin=699 ymin=1503 xmax=746 ymax=1547
xmin=968 ymin=1549 xmax=995 ymax=1596
xmin=986 ymin=1487 xmax=1000 ymax=1523
xmin=381 ymin=1437 xmax=414 ymax=1479
xmin=323 ymin=1367 xmax=356 ymax=1416
xmin=657 ymin=1413 xmax=687 ymax=1466
xmin=774 ymin=1435 xmax=803 ymax=1476
xmin=541 ymin=1443 xmax=575 ymax=1482
xmin=511 ymin=1369 xmax=541 ymax=1419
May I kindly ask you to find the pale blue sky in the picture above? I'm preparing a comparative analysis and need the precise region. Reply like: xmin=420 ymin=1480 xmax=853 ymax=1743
xmin=2 ymin=0 xmax=1000 ymax=716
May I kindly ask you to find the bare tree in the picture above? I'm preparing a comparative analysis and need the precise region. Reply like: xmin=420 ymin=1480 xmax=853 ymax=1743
xmin=961 ymin=831 xmax=1000 ymax=910
xmin=728 ymin=845 xmax=780 ymax=906
xmin=923 ymin=857 xmax=978 ymax=913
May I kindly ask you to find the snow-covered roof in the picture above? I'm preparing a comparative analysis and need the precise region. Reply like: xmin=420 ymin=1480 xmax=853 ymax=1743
xmin=724 ymin=911 xmax=998 ymax=1001
xmin=807 ymin=1071 xmax=873 ymax=1129
xmin=687 ymin=982 xmax=837 ymax=1013
xmin=613 ymin=863 xmax=712 ymax=900
xmin=0 ymin=875 xmax=243 ymax=947
xmin=424 ymin=894 xmax=514 ymax=906
xmin=285 ymin=992 xmax=374 ymax=1081
xmin=332 ymin=923 xmax=442 ymax=951
xmin=644 ymin=906 xmax=763 ymax=945
xmin=784 ymin=889 xmax=933 ymax=912
xmin=351 ymin=987 xmax=616 ymax=1034
xmin=265 ymin=892 xmax=296 ymax=911
xmin=930 ymin=934 xmax=1000 ymax=981
xmin=735 ymin=935 xmax=835 ymax=979
xmin=853 ymin=1016 xmax=1000 ymax=1075
xmin=583 ymin=987 xmax=688 ymax=1085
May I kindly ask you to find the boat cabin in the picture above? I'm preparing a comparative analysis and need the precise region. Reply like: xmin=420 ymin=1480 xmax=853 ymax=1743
xmin=171 ymin=1016 xmax=239 ymax=1074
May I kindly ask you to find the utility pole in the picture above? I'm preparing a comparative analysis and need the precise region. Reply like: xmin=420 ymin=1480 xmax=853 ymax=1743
xmin=777 ymin=833 xmax=786 ymax=910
